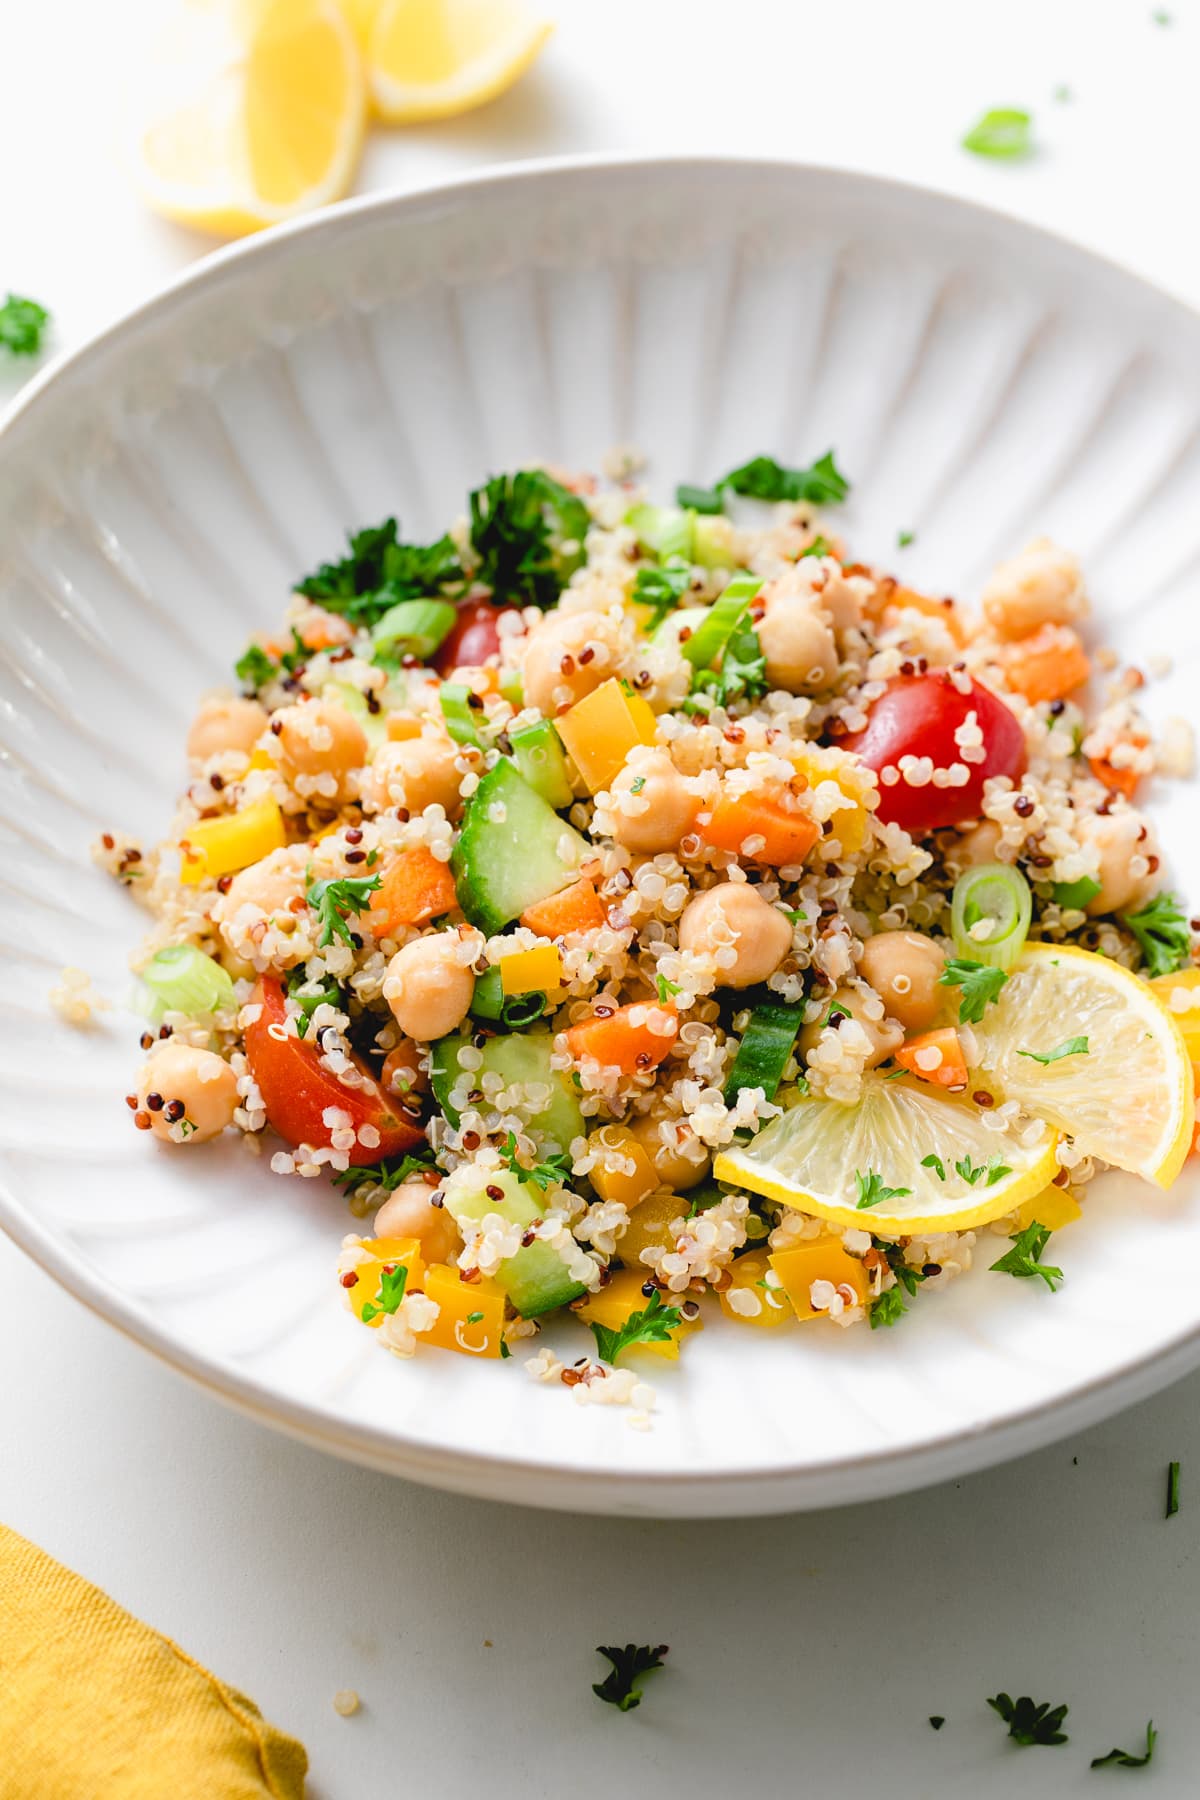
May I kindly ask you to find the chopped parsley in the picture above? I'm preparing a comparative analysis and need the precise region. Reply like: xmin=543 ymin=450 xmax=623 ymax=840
xmin=589 ymin=1288 xmax=681 ymax=1365
xmin=939 ymin=958 xmax=1008 ymax=1025
xmin=989 ymin=1221 xmax=1063 ymax=1291
xmin=961 ymin=108 xmax=1035 ymax=160
xmin=1121 ymin=891 xmax=1191 ymax=977
xmin=592 ymin=1643 xmax=668 ymax=1712
xmin=466 ymin=1311 xmax=485 ymax=1325
xmin=799 ymin=534 xmax=831 ymax=559
xmin=296 ymin=517 xmax=462 ymax=629
xmin=234 ymin=643 xmax=277 ymax=691
xmin=869 ymin=1288 xmax=909 ymax=1329
xmin=286 ymin=969 xmax=344 ymax=1037
xmin=898 ymin=530 xmax=916 ymax=548
xmin=675 ymin=449 xmax=850 ymax=517
xmin=468 ymin=469 xmax=589 ymax=608
xmin=921 ymin=1152 xmax=946 ymax=1180
xmin=306 ymin=874 xmax=382 ymax=947
xmin=1017 ymin=1035 xmax=1089 ymax=1065
xmin=954 ymin=1154 xmax=1012 ymax=1187
xmin=500 ymin=1132 xmax=572 ymax=1194
xmin=687 ymin=614 xmax=768 ymax=710
xmin=630 ymin=776 xmax=646 ymax=795
xmin=987 ymin=1692 xmax=1069 ymax=1747
xmin=632 ymin=554 xmax=692 ymax=626
xmin=360 ymin=1261 xmax=408 ymax=1325
xmin=1167 ymin=1459 xmax=1180 ymax=1519
xmin=783 ymin=908 xmax=808 ymax=925
xmin=331 ymin=1151 xmax=436 ymax=1195
xmin=655 ymin=974 xmax=681 ymax=1003
xmin=1091 ymin=1722 xmax=1157 ymax=1769
xmin=0 ymin=292 xmax=50 ymax=357
xmin=675 ymin=482 xmax=724 ymax=515
xmin=854 ymin=1168 xmax=912 ymax=1210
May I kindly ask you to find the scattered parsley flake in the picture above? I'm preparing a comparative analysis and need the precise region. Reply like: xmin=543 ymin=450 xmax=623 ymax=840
xmin=990 ymin=1221 xmax=1063 ymax=1291
xmin=593 ymin=1643 xmax=668 ymax=1712
xmin=287 ymin=970 xmax=344 ymax=1038
xmin=921 ymin=1153 xmax=947 ymax=1181
xmin=655 ymin=974 xmax=681 ymax=1004
xmin=1167 ymin=1459 xmax=1181 ymax=1519
xmin=1091 ymin=1721 xmax=1157 ymax=1768
xmin=632 ymin=555 xmax=692 ymax=626
xmin=1121 ymin=892 xmax=1191 ymax=977
xmin=854 ymin=1168 xmax=912 ymax=1210
xmin=306 ymin=874 xmax=382 ymax=948
xmin=939 ymin=959 xmax=1008 ymax=1025
xmin=953 ymin=1153 xmax=1011 ymax=1188
xmin=466 ymin=1311 xmax=485 ymax=1325
xmin=630 ymin=776 xmax=646 ymax=795
xmin=799 ymin=534 xmax=831 ymax=559
xmin=929 ymin=1716 xmax=945 ymax=1731
xmin=962 ymin=108 xmax=1035 ymax=160
xmin=1017 ymin=1035 xmax=1089 ymax=1065
xmin=0 ymin=293 xmax=50 ymax=357
xmin=898 ymin=529 xmax=916 ymax=548
xmin=783 ymin=908 xmax=808 ymax=925
xmin=500 ymin=1131 xmax=572 ymax=1194
xmin=234 ymin=644 xmax=277 ymax=690
xmin=360 ymin=1261 xmax=408 ymax=1325
xmin=987 ymin=1692 xmax=1069 ymax=1747
xmin=589 ymin=1289 xmax=682 ymax=1365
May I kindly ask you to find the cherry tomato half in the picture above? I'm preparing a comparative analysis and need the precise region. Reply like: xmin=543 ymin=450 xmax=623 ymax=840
xmin=840 ymin=671 xmax=1026 ymax=833
xmin=244 ymin=977 xmax=425 ymax=1164
xmin=433 ymin=599 xmax=515 ymax=674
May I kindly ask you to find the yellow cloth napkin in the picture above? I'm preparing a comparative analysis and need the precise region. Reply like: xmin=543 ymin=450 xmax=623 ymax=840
xmin=0 ymin=1524 xmax=307 ymax=1799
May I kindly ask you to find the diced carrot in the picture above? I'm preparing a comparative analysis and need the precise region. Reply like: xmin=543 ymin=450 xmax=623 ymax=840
xmin=368 ymin=846 xmax=458 ymax=935
xmin=894 ymin=1026 xmax=968 ymax=1090
xmin=1089 ymin=755 xmax=1140 ymax=800
xmin=701 ymin=792 xmax=819 ymax=867
xmin=564 ymin=1003 xmax=678 ymax=1075
xmin=520 ymin=877 xmax=605 ymax=937
xmin=1001 ymin=624 xmax=1091 ymax=704
xmin=864 ymin=578 xmax=970 ymax=647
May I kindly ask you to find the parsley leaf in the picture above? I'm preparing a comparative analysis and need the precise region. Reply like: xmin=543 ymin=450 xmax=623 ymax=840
xmin=989 ymin=1221 xmax=1063 ymax=1291
xmin=988 ymin=1692 xmax=1069 ymax=1747
xmin=655 ymin=974 xmax=681 ymax=1004
xmin=869 ymin=1288 xmax=909 ymax=1329
xmin=468 ymin=469 xmax=589 ymax=608
xmin=1167 ymin=1459 xmax=1180 ymax=1519
xmin=687 ymin=615 xmax=768 ymax=710
xmin=593 ymin=1643 xmax=668 ymax=1712
xmin=954 ymin=1154 xmax=1012 ymax=1187
xmin=330 ymin=1150 xmax=436 ymax=1195
xmin=500 ymin=1131 xmax=572 ymax=1194
xmin=632 ymin=555 xmax=692 ymax=626
xmin=675 ymin=450 xmax=851 ymax=518
xmin=589 ymin=1288 xmax=682 ymax=1365
xmin=296 ymin=518 xmax=462 ymax=628
xmin=360 ymin=1261 xmax=409 ymax=1325
xmin=1017 ymin=1036 xmax=1089 ymax=1065
xmin=898 ymin=530 xmax=916 ymax=548
xmin=1091 ymin=1722 xmax=1157 ymax=1769
xmin=306 ymin=874 xmax=382 ymax=947
xmin=939 ymin=958 xmax=1008 ymax=1025
xmin=0 ymin=293 xmax=50 ymax=357
xmin=234 ymin=644 xmax=277 ymax=691
xmin=799 ymin=534 xmax=831 ymax=560
xmin=1121 ymin=891 xmax=1191 ymax=977
xmin=962 ymin=108 xmax=1035 ymax=160
xmin=854 ymin=1168 xmax=912 ymax=1210
xmin=286 ymin=969 xmax=345 ymax=1038
xmin=921 ymin=1153 xmax=946 ymax=1180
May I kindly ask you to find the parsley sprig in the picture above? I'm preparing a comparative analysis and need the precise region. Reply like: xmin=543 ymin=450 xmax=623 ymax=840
xmin=869 ymin=1239 xmax=927 ymax=1328
xmin=1017 ymin=1036 xmax=1089 ymax=1065
xmin=234 ymin=643 xmax=277 ymax=691
xmin=593 ymin=1643 xmax=668 ymax=1712
xmin=1091 ymin=1721 xmax=1157 ymax=1769
xmin=359 ymin=1261 xmax=409 ymax=1325
xmin=990 ymin=1221 xmax=1063 ymax=1291
xmin=632 ymin=555 xmax=693 ymax=627
xmin=331 ymin=1151 xmax=435 ymax=1196
xmin=676 ymin=450 xmax=850 ymax=516
xmin=468 ymin=469 xmax=589 ymax=608
xmin=0 ymin=293 xmax=50 ymax=357
xmin=939 ymin=958 xmax=1008 ymax=1025
xmin=854 ymin=1168 xmax=912 ymax=1210
xmin=987 ymin=1692 xmax=1069 ymax=1747
xmin=1121 ymin=891 xmax=1191 ymax=977
xmin=306 ymin=874 xmax=382 ymax=947
xmin=588 ymin=1289 xmax=682 ymax=1365
xmin=296 ymin=517 xmax=462 ymax=629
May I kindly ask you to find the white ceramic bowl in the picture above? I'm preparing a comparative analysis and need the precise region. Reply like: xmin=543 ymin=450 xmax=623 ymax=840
xmin=3 ymin=156 xmax=1200 ymax=1517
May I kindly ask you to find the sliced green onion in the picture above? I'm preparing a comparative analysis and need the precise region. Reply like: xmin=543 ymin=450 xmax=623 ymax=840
xmin=680 ymin=574 xmax=761 ymax=669
xmin=469 ymin=966 xmax=547 ymax=1028
xmin=141 ymin=946 xmax=236 ymax=1021
xmin=498 ymin=668 xmax=524 ymax=709
xmin=1052 ymin=874 xmax=1101 ymax=911
xmin=624 ymin=503 xmax=694 ymax=563
xmin=950 ymin=862 xmax=1032 ymax=969
xmin=372 ymin=598 xmax=457 ymax=661
xmin=440 ymin=682 xmax=485 ymax=747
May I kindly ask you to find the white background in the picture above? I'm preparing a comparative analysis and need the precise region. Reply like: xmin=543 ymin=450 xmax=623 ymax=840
xmin=3 ymin=0 xmax=1200 ymax=1793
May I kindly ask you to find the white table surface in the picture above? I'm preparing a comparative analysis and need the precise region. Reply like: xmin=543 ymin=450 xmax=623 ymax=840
xmin=4 ymin=1 xmax=1200 ymax=1792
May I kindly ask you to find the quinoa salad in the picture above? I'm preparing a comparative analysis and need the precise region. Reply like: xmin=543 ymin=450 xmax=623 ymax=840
xmin=92 ymin=451 xmax=1200 ymax=1411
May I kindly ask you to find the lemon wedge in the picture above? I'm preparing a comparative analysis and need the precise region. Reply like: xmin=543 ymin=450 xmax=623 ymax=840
xmin=132 ymin=0 xmax=366 ymax=238
xmin=714 ymin=1074 xmax=1059 ymax=1237
xmin=364 ymin=0 xmax=553 ymax=122
xmin=968 ymin=943 xmax=1194 ymax=1189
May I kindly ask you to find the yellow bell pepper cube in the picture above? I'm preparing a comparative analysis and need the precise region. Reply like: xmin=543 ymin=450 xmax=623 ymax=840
xmin=247 ymin=746 xmax=276 ymax=772
xmin=179 ymin=794 xmax=286 ymax=885
xmin=421 ymin=1263 xmax=506 ymax=1359
xmin=719 ymin=1251 xmax=793 ymax=1328
xmin=1015 ymin=1185 xmax=1082 ymax=1234
xmin=343 ymin=1236 xmax=425 ymax=1329
xmin=587 ymin=1124 xmax=659 ymax=1209
xmin=769 ymin=1237 xmax=870 ymax=1322
xmin=553 ymin=679 xmax=658 ymax=794
xmin=1152 ymin=967 xmax=1200 ymax=1062
xmin=500 ymin=944 xmax=564 ymax=998
xmin=575 ymin=1268 xmax=699 ymax=1359
xmin=788 ymin=745 xmax=873 ymax=853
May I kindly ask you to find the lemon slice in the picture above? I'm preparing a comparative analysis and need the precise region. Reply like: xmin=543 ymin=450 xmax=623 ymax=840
xmin=365 ymin=0 xmax=553 ymax=122
xmin=968 ymin=943 xmax=1194 ymax=1189
xmin=714 ymin=1074 xmax=1059 ymax=1236
xmin=132 ymin=0 xmax=366 ymax=238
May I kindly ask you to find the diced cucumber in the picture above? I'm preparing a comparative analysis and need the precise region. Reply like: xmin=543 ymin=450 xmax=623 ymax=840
xmin=452 ymin=760 xmax=587 ymax=935
xmin=508 ymin=718 xmax=575 ymax=809
xmin=442 ymin=1169 xmax=587 ymax=1317
xmin=625 ymin=503 xmax=694 ymax=563
xmin=430 ymin=1029 xmax=584 ymax=1152
xmin=723 ymin=998 xmax=803 ymax=1103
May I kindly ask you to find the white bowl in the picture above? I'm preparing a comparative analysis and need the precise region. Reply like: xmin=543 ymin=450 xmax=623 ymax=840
xmin=3 ymin=156 xmax=1199 ymax=1517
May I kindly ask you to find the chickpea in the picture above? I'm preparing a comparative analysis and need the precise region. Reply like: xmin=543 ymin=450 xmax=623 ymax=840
xmin=373 ymin=1174 xmax=461 ymax=1264
xmin=187 ymin=695 xmax=269 ymax=762
xmin=521 ymin=609 xmax=623 ymax=716
xmin=609 ymin=748 xmax=699 ymax=853
xmin=947 ymin=818 xmax=1003 ymax=872
xmin=627 ymin=1109 xmax=710 ymax=1191
xmin=380 ymin=1040 xmax=428 ymax=1110
xmin=805 ymin=560 xmax=864 ymax=635
xmin=756 ymin=572 xmax=839 ymax=695
xmin=1077 ymin=808 xmax=1160 ymax=917
xmin=216 ymin=844 xmax=309 ymax=929
xmin=135 ymin=1043 xmax=238 ymax=1144
xmin=365 ymin=731 xmax=462 ymax=818
xmin=384 ymin=935 xmax=475 ymax=1041
xmin=797 ymin=986 xmax=904 ymax=1069
xmin=858 ymin=931 xmax=946 ymax=1033
xmin=677 ymin=882 xmax=792 ymax=988
xmin=274 ymin=700 xmax=367 ymax=800
xmin=981 ymin=538 xmax=1088 ymax=641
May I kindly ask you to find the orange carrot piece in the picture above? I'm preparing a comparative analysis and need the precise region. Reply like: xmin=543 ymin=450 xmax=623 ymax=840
xmin=520 ymin=877 xmax=605 ymax=937
xmin=1002 ymin=625 xmax=1091 ymax=704
xmin=701 ymin=793 xmax=819 ymax=867
xmin=894 ymin=1026 xmax=968 ymax=1090
xmin=864 ymin=579 xmax=970 ymax=647
xmin=1089 ymin=756 xmax=1139 ymax=800
xmin=564 ymin=1003 xmax=678 ymax=1074
xmin=368 ymin=846 xmax=458 ymax=935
